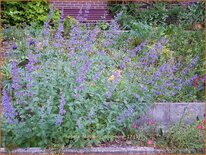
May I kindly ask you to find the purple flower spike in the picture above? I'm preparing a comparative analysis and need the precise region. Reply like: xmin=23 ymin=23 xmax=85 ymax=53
xmin=56 ymin=116 xmax=63 ymax=126
xmin=116 ymin=106 xmax=134 ymax=124
xmin=56 ymin=93 xmax=66 ymax=126
xmin=2 ymin=89 xmax=16 ymax=124
xmin=119 ymin=62 xmax=126 ymax=70
xmin=12 ymin=61 xmax=21 ymax=91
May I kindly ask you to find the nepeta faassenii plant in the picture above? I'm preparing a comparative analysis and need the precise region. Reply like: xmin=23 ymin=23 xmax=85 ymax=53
xmin=2 ymin=6 xmax=204 ymax=151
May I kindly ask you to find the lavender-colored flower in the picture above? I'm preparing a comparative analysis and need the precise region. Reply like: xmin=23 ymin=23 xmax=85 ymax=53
xmin=119 ymin=62 xmax=126 ymax=70
xmin=159 ymin=63 xmax=168 ymax=72
xmin=25 ymin=72 xmax=33 ymax=89
xmin=49 ymin=5 xmax=54 ymax=19
xmin=189 ymin=56 xmax=199 ymax=68
xmin=59 ymin=93 xmax=66 ymax=115
xmin=12 ymin=61 xmax=21 ymax=91
xmin=92 ymin=71 xmax=101 ymax=81
xmin=56 ymin=93 xmax=66 ymax=126
xmin=76 ymin=76 xmax=86 ymax=84
xmin=174 ymin=85 xmax=182 ymax=91
xmin=42 ymin=21 xmax=50 ymax=38
xmin=141 ymin=84 xmax=148 ymax=92
xmin=76 ymin=60 xmax=92 ymax=84
xmin=181 ymin=56 xmax=199 ymax=76
xmin=184 ymin=74 xmax=198 ymax=86
xmin=89 ymin=27 xmax=99 ymax=42
xmin=123 ymin=57 xmax=131 ymax=63
xmin=129 ymin=41 xmax=147 ymax=57
xmin=124 ymin=106 xmax=134 ymax=116
xmin=201 ymin=74 xmax=206 ymax=82
xmin=116 ymin=11 xmax=123 ymax=19
xmin=2 ymin=89 xmax=16 ymax=124
xmin=106 ymin=87 xmax=115 ymax=98
xmin=29 ymin=40 xmax=35 ymax=46
xmin=159 ymin=37 xmax=169 ymax=45
xmin=116 ymin=106 xmax=134 ymax=124
xmin=55 ymin=21 xmax=64 ymax=40
xmin=12 ymin=44 xmax=17 ymax=50
xmin=72 ymin=93 xmax=81 ymax=99
xmin=56 ymin=116 xmax=63 ymax=126
xmin=75 ymin=85 xmax=85 ymax=91
xmin=26 ymin=53 xmax=41 ymax=72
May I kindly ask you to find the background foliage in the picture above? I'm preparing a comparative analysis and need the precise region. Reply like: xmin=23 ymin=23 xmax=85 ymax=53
xmin=108 ymin=1 xmax=205 ymax=29
xmin=1 ymin=0 xmax=60 ymax=27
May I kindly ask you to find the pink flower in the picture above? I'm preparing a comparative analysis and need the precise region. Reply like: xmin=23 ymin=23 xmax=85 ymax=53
xmin=147 ymin=139 xmax=153 ymax=145
xmin=131 ymin=123 xmax=138 ymax=129
xmin=197 ymin=124 xmax=203 ymax=130
xmin=147 ymin=119 xmax=155 ymax=125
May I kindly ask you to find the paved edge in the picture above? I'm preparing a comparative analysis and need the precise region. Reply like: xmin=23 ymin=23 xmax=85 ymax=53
xmin=0 ymin=147 xmax=165 ymax=154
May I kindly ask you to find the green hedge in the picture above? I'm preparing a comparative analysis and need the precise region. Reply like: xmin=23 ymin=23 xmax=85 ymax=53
xmin=2 ymin=0 xmax=52 ymax=27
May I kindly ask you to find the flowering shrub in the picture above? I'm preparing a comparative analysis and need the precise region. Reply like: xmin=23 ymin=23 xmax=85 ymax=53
xmin=1 ymin=8 xmax=204 ymax=151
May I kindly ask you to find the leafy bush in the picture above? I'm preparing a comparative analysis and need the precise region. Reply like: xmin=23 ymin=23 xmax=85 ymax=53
xmin=1 ymin=1 xmax=60 ymax=27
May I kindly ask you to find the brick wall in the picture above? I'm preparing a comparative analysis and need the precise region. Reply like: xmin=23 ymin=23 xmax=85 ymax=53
xmin=50 ymin=0 xmax=201 ymax=22
xmin=50 ymin=0 xmax=112 ymax=22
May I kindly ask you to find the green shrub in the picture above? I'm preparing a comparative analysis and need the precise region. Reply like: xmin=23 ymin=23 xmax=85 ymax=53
xmin=179 ymin=1 xmax=205 ymax=26
xmin=1 ymin=1 xmax=60 ymax=27
xmin=63 ymin=16 xmax=79 ymax=37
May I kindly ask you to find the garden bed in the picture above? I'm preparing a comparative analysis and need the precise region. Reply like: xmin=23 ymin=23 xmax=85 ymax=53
xmin=1 ymin=1 xmax=205 ymax=154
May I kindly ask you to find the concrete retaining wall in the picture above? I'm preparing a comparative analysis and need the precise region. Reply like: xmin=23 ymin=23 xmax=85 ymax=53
xmin=136 ymin=102 xmax=205 ymax=127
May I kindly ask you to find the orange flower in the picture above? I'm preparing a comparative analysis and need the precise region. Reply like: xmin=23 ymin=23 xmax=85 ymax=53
xmin=108 ymin=69 xmax=122 ymax=82
xmin=108 ymin=75 xmax=115 ymax=81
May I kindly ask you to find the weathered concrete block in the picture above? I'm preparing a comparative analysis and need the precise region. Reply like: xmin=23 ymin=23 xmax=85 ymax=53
xmin=169 ymin=103 xmax=205 ymax=124
xmin=151 ymin=103 xmax=170 ymax=124
xmin=137 ymin=102 xmax=205 ymax=126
